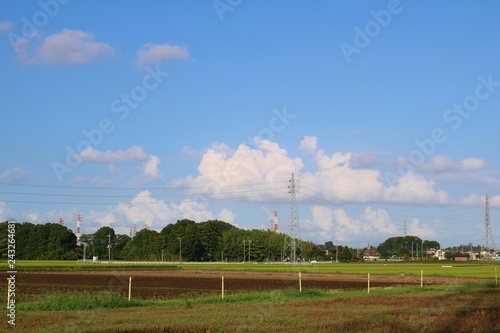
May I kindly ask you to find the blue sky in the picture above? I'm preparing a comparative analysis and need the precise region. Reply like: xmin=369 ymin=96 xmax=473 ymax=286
xmin=1 ymin=0 xmax=499 ymax=249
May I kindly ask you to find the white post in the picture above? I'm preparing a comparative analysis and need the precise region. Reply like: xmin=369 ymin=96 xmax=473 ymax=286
xmin=299 ymin=272 xmax=302 ymax=292
xmin=368 ymin=273 xmax=370 ymax=294
xmin=421 ymin=270 xmax=423 ymax=288
xmin=221 ymin=276 xmax=225 ymax=299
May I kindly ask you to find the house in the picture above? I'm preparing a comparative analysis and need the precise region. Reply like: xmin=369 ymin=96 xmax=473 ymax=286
xmin=363 ymin=249 xmax=380 ymax=261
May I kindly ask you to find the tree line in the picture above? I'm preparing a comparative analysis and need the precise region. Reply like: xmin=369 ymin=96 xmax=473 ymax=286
xmin=0 ymin=220 xmax=442 ymax=262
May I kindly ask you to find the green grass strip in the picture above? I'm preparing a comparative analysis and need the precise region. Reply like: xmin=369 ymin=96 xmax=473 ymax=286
xmin=19 ymin=283 xmax=497 ymax=312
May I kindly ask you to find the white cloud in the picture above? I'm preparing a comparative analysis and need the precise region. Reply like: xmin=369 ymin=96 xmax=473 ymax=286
xmin=140 ymin=155 xmax=162 ymax=180
xmin=407 ymin=218 xmax=437 ymax=239
xmin=19 ymin=29 xmax=115 ymax=65
xmin=217 ymin=209 xmax=237 ymax=225
xmin=459 ymin=193 xmax=500 ymax=208
xmin=137 ymin=43 xmax=189 ymax=66
xmin=383 ymin=172 xmax=449 ymax=204
xmin=303 ymin=205 xmax=398 ymax=244
xmin=0 ymin=167 xmax=30 ymax=183
xmin=109 ymin=191 xmax=235 ymax=231
xmin=0 ymin=20 xmax=13 ymax=33
xmin=75 ymin=146 xmax=162 ymax=182
xmin=349 ymin=152 xmax=379 ymax=169
xmin=86 ymin=210 xmax=116 ymax=229
xmin=421 ymin=155 xmax=486 ymax=173
xmin=0 ymin=202 xmax=13 ymax=221
xmin=300 ymin=151 xmax=383 ymax=203
xmin=24 ymin=210 xmax=42 ymax=223
xmin=174 ymin=137 xmax=303 ymax=201
xmin=459 ymin=158 xmax=486 ymax=171
xmin=298 ymin=135 xmax=318 ymax=156
xmin=78 ymin=146 xmax=149 ymax=163
xmin=173 ymin=136 xmax=454 ymax=206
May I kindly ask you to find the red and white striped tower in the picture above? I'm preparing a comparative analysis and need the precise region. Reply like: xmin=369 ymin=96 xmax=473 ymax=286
xmin=76 ymin=214 xmax=83 ymax=246
xmin=59 ymin=217 xmax=64 ymax=225
xmin=273 ymin=211 xmax=279 ymax=232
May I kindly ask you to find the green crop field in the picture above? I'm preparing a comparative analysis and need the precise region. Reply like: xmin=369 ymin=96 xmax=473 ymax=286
xmin=178 ymin=262 xmax=499 ymax=279
xmin=13 ymin=259 xmax=499 ymax=279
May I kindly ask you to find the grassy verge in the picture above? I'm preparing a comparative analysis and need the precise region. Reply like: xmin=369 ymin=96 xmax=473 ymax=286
xmin=13 ymin=284 xmax=500 ymax=333
xmin=18 ymin=282 xmax=496 ymax=312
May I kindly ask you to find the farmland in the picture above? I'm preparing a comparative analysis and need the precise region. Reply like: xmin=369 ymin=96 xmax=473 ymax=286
xmin=4 ymin=261 xmax=500 ymax=332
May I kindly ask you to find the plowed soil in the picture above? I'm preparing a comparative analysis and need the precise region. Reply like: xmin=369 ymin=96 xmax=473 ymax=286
xmin=15 ymin=269 xmax=483 ymax=300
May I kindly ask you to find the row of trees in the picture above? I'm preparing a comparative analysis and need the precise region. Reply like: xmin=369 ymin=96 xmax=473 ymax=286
xmin=377 ymin=236 xmax=440 ymax=259
xmin=0 ymin=220 xmax=442 ymax=262
xmin=81 ymin=219 xmax=326 ymax=262
xmin=0 ymin=222 xmax=79 ymax=260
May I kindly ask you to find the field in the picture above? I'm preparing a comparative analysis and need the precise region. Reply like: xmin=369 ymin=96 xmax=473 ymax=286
xmin=4 ymin=261 xmax=500 ymax=332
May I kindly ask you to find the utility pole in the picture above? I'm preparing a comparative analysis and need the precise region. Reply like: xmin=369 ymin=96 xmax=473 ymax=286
xmin=178 ymin=237 xmax=182 ymax=262
xmin=248 ymin=240 xmax=252 ymax=262
xmin=283 ymin=173 xmax=303 ymax=262
xmin=107 ymin=234 xmax=111 ymax=262
xmin=242 ymin=240 xmax=246 ymax=263
xmin=483 ymin=193 xmax=495 ymax=260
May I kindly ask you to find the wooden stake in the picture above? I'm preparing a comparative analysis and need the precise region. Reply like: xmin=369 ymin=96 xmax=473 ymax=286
xmin=299 ymin=272 xmax=302 ymax=292
xmin=128 ymin=277 xmax=132 ymax=301
xmin=421 ymin=270 xmax=423 ymax=288
xmin=222 ymin=276 xmax=225 ymax=299
xmin=368 ymin=273 xmax=370 ymax=294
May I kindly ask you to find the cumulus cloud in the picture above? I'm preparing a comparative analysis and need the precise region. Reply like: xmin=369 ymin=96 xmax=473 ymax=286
xmin=299 ymin=146 xmax=383 ymax=202
xmin=173 ymin=137 xmax=303 ymax=201
xmin=18 ymin=29 xmax=115 ymax=65
xmin=140 ymin=155 xmax=162 ymax=180
xmin=303 ymin=205 xmax=398 ymax=243
xmin=406 ymin=218 xmax=437 ymax=239
xmin=459 ymin=158 xmax=486 ymax=171
xmin=0 ymin=202 xmax=13 ymax=221
xmin=182 ymin=142 xmax=234 ymax=160
xmin=173 ymin=136 xmax=454 ymax=206
xmin=137 ymin=43 xmax=189 ymax=66
xmin=349 ymin=152 xmax=379 ymax=169
xmin=421 ymin=155 xmax=486 ymax=173
xmin=383 ymin=172 xmax=449 ymax=204
xmin=75 ymin=146 xmax=162 ymax=182
xmin=459 ymin=193 xmax=500 ymax=208
xmin=298 ymin=135 xmax=318 ymax=156
xmin=108 ymin=191 xmax=235 ymax=231
xmin=78 ymin=146 xmax=149 ymax=163
xmin=0 ymin=20 xmax=13 ymax=33
xmin=217 ymin=209 xmax=237 ymax=225
xmin=0 ymin=167 xmax=30 ymax=183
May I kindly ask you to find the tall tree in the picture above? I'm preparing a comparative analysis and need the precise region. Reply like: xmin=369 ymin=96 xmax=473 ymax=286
xmin=123 ymin=229 xmax=161 ymax=260
xmin=91 ymin=226 xmax=116 ymax=260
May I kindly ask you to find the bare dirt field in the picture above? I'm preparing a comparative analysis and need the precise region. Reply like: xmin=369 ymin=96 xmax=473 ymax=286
xmin=16 ymin=269 xmax=484 ymax=300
